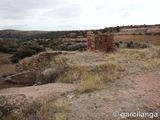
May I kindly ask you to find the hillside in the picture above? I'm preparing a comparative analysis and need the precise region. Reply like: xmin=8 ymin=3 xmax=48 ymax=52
xmin=0 ymin=29 xmax=86 ymax=41
xmin=0 ymin=47 xmax=160 ymax=119
xmin=0 ymin=30 xmax=48 ymax=41
xmin=0 ymin=24 xmax=160 ymax=41
xmin=0 ymin=24 xmax=160 ymax=119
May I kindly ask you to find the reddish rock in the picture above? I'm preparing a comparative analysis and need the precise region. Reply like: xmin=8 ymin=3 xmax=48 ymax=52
xmin=5 ymin=71 xmax=36 ymax=86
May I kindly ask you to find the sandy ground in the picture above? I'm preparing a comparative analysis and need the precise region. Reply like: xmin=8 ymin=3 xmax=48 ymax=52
xmin=65 ymin=68 xmax=160 ymax=120
xmin=0 ymin=83 xmax=77 ymax=113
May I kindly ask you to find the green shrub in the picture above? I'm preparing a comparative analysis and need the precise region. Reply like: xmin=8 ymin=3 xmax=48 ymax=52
xmin=125 ymin=42 xmax=131 ymax=48
xmin=130 ymin=41 xmax=133 ymax=44
xmin=119 ymin=41 xmax=122 ymax=44
xmin=11 ymin=57 xmax=19 ymax=63
xmin=5 ymin=48 xmax=17 ymax=54
xmin=27 ymin=46 xmax=46 ymax=53
xmin=115 ymin=42 xmax=119 ymax=47
xmin=13 ymin=49 xmax=36 ymax=59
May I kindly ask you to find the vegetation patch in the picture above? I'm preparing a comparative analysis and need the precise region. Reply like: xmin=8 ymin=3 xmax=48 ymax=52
xmin=37 ymin=98 xmax=68 ymax=120
xmin=55 ymin=46 xmax=160 ymax=93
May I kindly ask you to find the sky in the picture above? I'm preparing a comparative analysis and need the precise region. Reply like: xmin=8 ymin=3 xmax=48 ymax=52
xmin=0 ymin=0 xmax=160 ymax=31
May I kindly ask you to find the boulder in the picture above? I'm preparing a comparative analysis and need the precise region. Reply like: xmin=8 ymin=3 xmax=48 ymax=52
xmin=41 ymin=68 xmax=60 ymax=82
xmin=5 ymin=71 xmax=36 ymax=86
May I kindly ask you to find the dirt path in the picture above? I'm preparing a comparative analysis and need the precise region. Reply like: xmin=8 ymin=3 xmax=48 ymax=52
xmin=66 ymin=68 xmax=160 ymax=120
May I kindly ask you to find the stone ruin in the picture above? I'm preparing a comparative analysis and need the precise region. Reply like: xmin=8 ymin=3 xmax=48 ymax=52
xmin=15 ymin=51 xmax=62 ymax=73
xmin=87 ymin=31 xmax=115 ymax=52
xmin=5 ymin=51 xmax=62 ymax=86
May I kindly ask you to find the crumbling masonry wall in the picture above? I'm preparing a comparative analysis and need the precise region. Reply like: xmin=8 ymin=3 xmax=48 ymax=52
xmin=87 ymin=31 xmax=96 ymax=51
xmin=15 ymin=51 xmax=62 ymax=73
xmin=87 ymin=31 xmax=115 ymax=52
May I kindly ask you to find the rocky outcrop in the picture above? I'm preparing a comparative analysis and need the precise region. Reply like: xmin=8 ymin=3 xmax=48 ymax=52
xmin=5 ymin=68 xmax=62 ymax=86
xmin=5 ymin=71 xmax=36 ymax=86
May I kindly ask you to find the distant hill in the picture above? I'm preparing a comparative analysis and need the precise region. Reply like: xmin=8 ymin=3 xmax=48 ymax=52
xmin=0 ymin=29 xmax=87 ymax=41
xmin=98 ymin=24 xmax=160 ymax=35
xmin=0 ymin=24 xmax=160 ymax=41
xmin=0 ymin=30 xmax=52 ymax=41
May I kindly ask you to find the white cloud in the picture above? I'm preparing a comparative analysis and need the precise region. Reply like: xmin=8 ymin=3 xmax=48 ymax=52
xmin=0 ymin=0 xmax=159 ymax=30
xmin=44 ymin=4 xmax=83 ymax=18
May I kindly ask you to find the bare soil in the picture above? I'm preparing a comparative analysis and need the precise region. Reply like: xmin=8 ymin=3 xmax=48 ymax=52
xmin=0 ymin=50 xmax=160 ymax=119
xmin=0 ymin=83 xmax=77 ymax=113
xmin=65 ymin=68 xmax=160 ymax=120
xmin=0 ymin=68 xmax=159 ymax=119
xmin=114 ymin=35 xmax=160 ymax=45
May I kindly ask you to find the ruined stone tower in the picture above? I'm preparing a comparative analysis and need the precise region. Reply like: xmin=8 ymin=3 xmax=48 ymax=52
xmin=87 ymin=31 xmax=115 ymax=52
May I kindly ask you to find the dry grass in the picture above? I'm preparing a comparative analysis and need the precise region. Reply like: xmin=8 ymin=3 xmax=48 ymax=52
xmin=0 ymin=113 xmax=20 ymax=120
xmin=53 ymin=52 xmax=123 ymax=93
xmin=106 ymin=46 xmax=160 ymax=67
xmin=55 ymin=113 xmax=68 ymax=120
xmin=20 ymin=55 xmax=42 ymax=70
xmin=55 ymin=46 xmax=160 ymax=93
xmin=55 ymin=59 xmax=125 ymax=93
xmin=1 ymin=46 xmax=160 ymax=119
xmin=57 ymin=63 xmax=119 ymax=93
xmin=77 ymin=73 xmax=102 ymax=93
xmin=1 ymin=98 xmax=68 ymax=120
xmin=5 ymin=46 xmax=159 ymax=94
xmin=37 ymin=98 xmax=68 ymax=120
xmin=20 ymin=57 xmax=32 ymax=70
xmin=56 ymin=67 xmax=81 ymax=83
xmin=76 ymin=62 xmax=125 ymax=93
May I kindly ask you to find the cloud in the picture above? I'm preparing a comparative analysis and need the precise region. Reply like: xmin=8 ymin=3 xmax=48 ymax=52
xmin=0 ymin=0 xmax=70 ymax=20
xmin=1 ymin=24 xmax=28 ymax=30
xmin=0 ymin=0 xmax=34 ymax=12
xmin=44 ymin=4 xmax=83 ymax=19
xmin=0 ymin=0 xmax=160 ymax=30
xmin=0 ymin=0 xmax=35 ymax=20
xmin=110 ymin=4 xmax=142 ymax=12
xmin=0 ymin=0 xmax=83 ymax=21
xmin=94 ymin=4 xmax=108 ymax=10
xmin=109 ymin=4 xmax=142 ymax=17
